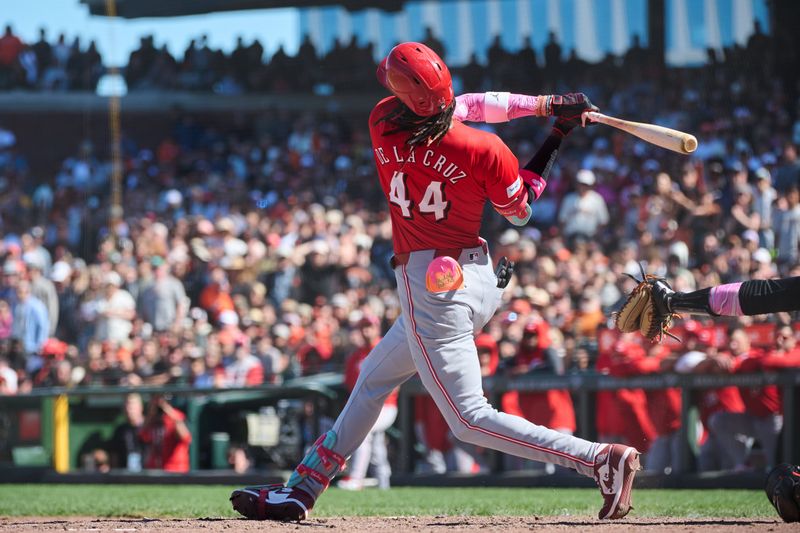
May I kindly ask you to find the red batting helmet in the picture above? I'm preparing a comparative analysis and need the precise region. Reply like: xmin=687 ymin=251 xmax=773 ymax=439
xmin=377 ymin=42 xmax=454 ymax=117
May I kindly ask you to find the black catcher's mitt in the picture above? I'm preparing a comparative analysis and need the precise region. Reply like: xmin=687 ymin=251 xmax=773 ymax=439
xmin=765 ymin=463 xmax=800 ymax=522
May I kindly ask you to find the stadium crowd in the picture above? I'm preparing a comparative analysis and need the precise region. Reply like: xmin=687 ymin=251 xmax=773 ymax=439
xmin=0 ymin=22 xmax=799 ymax=475
xmin=0 ymin=20 xmax=781 ymax=97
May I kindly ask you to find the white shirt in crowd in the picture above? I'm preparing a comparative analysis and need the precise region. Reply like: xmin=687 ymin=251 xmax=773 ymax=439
xmin=558 ymin=189 xmax=610 ymax=238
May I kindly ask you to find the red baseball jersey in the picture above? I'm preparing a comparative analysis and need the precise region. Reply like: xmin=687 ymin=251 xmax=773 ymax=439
xmin=369 ymin=97 xmax=524 ymax=254
xmin=732 ymin=349 xmax=783 ymax=417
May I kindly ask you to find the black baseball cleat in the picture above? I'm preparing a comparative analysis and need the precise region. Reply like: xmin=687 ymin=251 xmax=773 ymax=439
xmin=230 ymin=484 xmax=315 ymax=521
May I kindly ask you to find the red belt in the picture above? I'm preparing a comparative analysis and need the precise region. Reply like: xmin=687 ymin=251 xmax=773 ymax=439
xmin=391 ymin=240 xmax=488 ymax=268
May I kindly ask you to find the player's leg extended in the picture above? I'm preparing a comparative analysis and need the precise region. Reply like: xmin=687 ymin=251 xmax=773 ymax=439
xmin=231 ymin=317 xmax=416 ymax=520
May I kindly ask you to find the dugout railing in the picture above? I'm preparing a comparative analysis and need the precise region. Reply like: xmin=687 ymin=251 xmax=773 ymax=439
xmin=395 ymin=370 xmax=800 ymax=476
xmin=0 ymin=370 xmax=798 ymax=480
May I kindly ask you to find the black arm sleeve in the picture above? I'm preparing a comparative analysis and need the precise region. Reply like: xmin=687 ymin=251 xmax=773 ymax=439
xmin=739 ymin=276 xmax=800 ymax=315
xmin=522 ymin=132 xmax=563 ymax=182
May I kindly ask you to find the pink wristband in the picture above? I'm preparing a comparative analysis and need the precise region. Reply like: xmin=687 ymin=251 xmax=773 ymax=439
xmin=709 ymin=282 xmax=744 ymax=316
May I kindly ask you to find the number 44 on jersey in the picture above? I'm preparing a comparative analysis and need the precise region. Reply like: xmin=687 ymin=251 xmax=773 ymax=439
xmin=388 ymin=171 xmax=450 ymax=221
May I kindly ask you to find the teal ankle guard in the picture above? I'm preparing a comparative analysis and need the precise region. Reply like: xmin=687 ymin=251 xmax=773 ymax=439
xmin=287 ymin=430 xmax=346 ymax=490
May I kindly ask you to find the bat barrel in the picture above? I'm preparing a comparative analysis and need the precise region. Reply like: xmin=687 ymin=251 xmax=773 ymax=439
xmin=584 ymin=112 xmax=697 ymax=155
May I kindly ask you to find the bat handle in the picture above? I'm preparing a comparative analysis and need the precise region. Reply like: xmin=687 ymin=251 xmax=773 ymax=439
xmin=583 ymin=111 xmax=605 ymax=126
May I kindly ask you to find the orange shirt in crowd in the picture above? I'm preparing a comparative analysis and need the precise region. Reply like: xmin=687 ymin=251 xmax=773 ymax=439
xmin=199 ymin=282 xmax=235 ymax=322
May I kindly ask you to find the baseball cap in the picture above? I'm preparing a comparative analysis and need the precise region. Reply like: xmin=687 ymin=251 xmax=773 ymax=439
xmin=576 ymin=169 xmax=596 ymax=186
xmin=357 ymin=315 xmax=380 ymax=328
xmin=219 ymin=309 xmax=239 ymax=326
xmin=755 ymin=167 xmax=771 ymax=182
xmin=164 ymin=189 xmax=183 ymax=206
xmin=3 ymin=260 xmax=20 ymax=275
xmin=22 ymin=253 xmax=44 ymax=271
xmin=753 ymin=248 xmax=772 ymax=264
xmin=498 ymin=229 xmax=520 ymax=246
xmin=272 ymin=323 xmax=290 ymax=339
xmin=51 ymin=261 xmax=72 ymax=283
xmin=742 ymin=229 xmax=760 ymax=244
xmin=150 ymin=255 xmax=165 ymax=267
xmin=104 ymin=272 xmax=123 ymax=287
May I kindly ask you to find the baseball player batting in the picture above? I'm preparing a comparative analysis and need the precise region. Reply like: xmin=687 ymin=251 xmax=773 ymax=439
xmin=231 ymin=42 xmax=640 ymax=521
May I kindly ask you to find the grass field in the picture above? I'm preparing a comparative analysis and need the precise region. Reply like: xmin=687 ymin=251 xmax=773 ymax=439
xmin=0 ymin=485 xmax=774 ymax=519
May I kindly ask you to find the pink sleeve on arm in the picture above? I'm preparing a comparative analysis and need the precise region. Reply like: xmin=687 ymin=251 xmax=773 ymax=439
xmin=709 ymin=282 xmax=744 ymax=316
xmin=454 ymin=93 xmax=547 ymax=123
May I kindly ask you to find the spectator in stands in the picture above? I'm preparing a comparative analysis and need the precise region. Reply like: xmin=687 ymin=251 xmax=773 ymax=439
xmin=0 ymin=354 xmax=17 ymax=395
xmin=421 ymin=27 xmax=445 ymax=60
xmin=0 ymin=299 xmax=12 ymax=340
xmin=25 ymin=256 xmax=58 ymax=336
xmin=225 ymin=337 xmax=264 ymax=387
xmin=543 ymin=31 xmax=562 ymax=77
xmin=12 ymin=280 xmax=49 ymax=371
xmin=774 ymin=142 xmax=799 ymax=194
xmin=94 ymin=272 xmax=136 ymax=344
xmin=139 ymin=394 xmax=191 ymax=472
xmin=774 ymin=186 xmax=800 ymax=268
xmin=31 ymin=28 xmax=51 ymax=84
xmin=43 ymin=33 xmax=70 ymax=90
xmin=138 ymin=256 xmax=187 ymax=332
xmin=199 ymin=265 xmax=235 ymax=324
xmin=109 ymin=393 xmax=146 ymax=470
xmin=51 ymin=261 xmax=79 ymax=343
xmin=0 ymin=25 xmax=23 ymax=89
xmin=0 ymin=260 xmax=21 ymax=310
xmin=558 ymin=169 xmax=609 ymax=244
xmin=753 ymin=167 xmax=777 ymax=249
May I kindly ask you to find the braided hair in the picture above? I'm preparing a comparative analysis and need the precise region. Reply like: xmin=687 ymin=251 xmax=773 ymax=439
xmin=375 ymin=99 xmax=456 ymax=147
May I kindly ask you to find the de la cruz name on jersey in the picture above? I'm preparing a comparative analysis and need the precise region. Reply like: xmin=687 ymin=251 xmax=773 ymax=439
xmin=368 ymin=97 xmax=524 ymax=255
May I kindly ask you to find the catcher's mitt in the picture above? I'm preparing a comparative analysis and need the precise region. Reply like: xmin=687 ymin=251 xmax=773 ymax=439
xmin=614 ymin=264 xmax=679 ymax=342
xmin=765 ymin=463 xmax=800 ymax=522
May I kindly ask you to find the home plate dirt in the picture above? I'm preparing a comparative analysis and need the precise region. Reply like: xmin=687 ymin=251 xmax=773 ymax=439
xmin=0 ymin=516 xmax=792 ymax=533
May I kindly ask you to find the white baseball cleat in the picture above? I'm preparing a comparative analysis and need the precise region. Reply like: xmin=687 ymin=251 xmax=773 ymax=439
xmin=593 ymin=443 xmax=641 ymax=519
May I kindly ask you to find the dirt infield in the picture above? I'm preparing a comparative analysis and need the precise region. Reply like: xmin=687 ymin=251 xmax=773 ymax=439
xmin=0 ymin=516 xmax=793 ymax=533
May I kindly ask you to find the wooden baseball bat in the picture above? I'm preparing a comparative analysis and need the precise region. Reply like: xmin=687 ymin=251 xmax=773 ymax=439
xmin=584 ymin=111 xmax=698 ymax=155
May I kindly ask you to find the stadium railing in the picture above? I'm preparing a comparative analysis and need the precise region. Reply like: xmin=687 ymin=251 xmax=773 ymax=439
xmin=0 ymin=370 xmax=797 ymax=480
